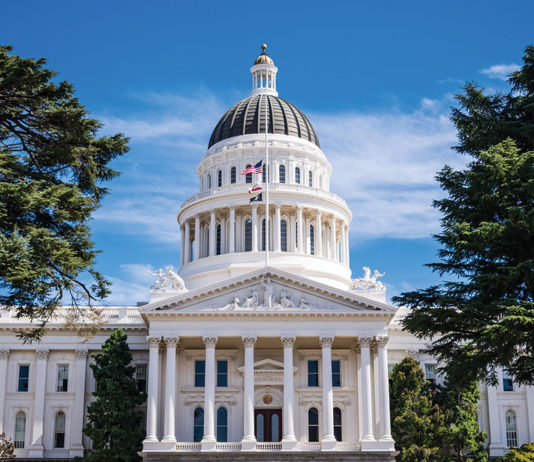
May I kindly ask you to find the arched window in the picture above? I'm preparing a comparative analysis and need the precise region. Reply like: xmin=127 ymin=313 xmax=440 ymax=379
xmin=216 ymin=224 xmax=222 ymax=255
xmin=217 ymin=169 xmax=222 ymax=187
xmin=245 ymin=219 xmax=252 ymax=252
xmin=333 ymin=407 xmax=342 ymax=441
xmin=506 ymin=410 xmax=517 ymax=447
xmin=295 ymin=167 xmax=301 ymax=184
xmin=230 ymin=167 xmax=236 ymax=184
xmin=262 ymin=165 xmax=269 ymax=183
xmin=14 ymin=411 xmax=25 ymax=448
xmin=308 ymin=407 xmax=319 ymax=442
xmin=279 ymin=165 xmax=286 ymax=183
xmin=194 ymin=408 xmax=204 ymax=443
xmin=245 ymin=165 xmax=252 ymax=184
xmin=262 ymin=219 xmax=266 ymax=251
xmin=310 ymin=224 xmax=315 ymax=255
xmin=207 ymin=174 xmax=212 ymax=189
xmin=281 ymin=220 xmax=287 ymax=252
xmin=308 ymin=171 xmax=313 ymax=187
xmin=55 ymin=411 xmax=66 ymax=448
xmin=217 ymin=407 xmax=228 ymax=442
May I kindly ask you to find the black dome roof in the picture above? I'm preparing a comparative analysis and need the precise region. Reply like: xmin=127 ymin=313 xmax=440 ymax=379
xmin=208 ymin=94 xmax=320 ymax=148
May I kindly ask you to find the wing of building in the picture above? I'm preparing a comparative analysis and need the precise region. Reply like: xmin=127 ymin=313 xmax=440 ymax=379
xmin=1 ymin=44 xmax=532 ymax=461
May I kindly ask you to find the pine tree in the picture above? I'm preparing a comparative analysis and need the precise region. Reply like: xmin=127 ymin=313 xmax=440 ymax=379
xmin=83 ymin=329 xmax=145 ymax=462
xmin=390 ymin=357 xmax=448 ymax=462
xmin=0 ymin=45 xmax=129 ymax=340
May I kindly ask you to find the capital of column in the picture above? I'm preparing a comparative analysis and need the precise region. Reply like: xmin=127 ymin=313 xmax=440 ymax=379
xmin=375 ymin=336 xmax=389 ymax=348
xmin=242 ymin=336 xmax=257 ymax=347
xmin=164 ymin=337 xmax=180 ymax=348
xmin=358 ymin=337 xmax=374 ymax=347
xmin=0 ymin=350 xmax=9 ymax=360
xmin=202 ymin=336 xmax=218 ymax=347
xmin=75 ymin=349 xmax=88 ymax=360
xmin=146 ymin=336 xmax=162 ymax=348
xmin=36 ymin=349 xmax=49 ymax=360
xmin=281 ymin=336 xmax=295 ymax=347
xmin=319 ymin=336 xmax=334 ymax=348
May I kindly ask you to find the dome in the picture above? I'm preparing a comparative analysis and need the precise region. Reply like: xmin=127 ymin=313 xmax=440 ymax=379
xmin=208 ymin=94 xmax=320 ymax=148
xmin=254 ymin=43 xmax=274 ymax=65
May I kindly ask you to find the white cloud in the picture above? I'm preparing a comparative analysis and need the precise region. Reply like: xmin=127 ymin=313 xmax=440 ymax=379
xmin=105 ymin=263 xmax=155 ymax=305
xmin=480 ymin=63 xmax=520 ymax=81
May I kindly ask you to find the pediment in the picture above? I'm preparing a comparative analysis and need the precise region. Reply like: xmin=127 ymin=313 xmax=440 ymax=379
xmin=140 ymin=267 xmax=397 ymax=318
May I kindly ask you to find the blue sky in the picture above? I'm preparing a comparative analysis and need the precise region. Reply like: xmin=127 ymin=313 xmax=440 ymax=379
xmin=2 ymin=1 xmax=533 ymax=304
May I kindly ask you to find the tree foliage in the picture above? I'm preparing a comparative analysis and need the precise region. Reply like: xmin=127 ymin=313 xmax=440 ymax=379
xmin=0 ymin=432 xmax=15 ymax=460
xmin=0 ymin=45 xmax=129 ymax=341
xmin=83 ymin=329 xmax=145 ymax=462
xmin=393 ymin=45 xmax=534 ymax=386
xmin=496 ymin=442 xmax=534 ymax=461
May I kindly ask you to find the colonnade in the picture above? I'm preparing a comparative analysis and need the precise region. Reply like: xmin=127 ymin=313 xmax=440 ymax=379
xmin=143 ymin=335 xmax=392 ymax=451
xmin=180 ymin=205 xmax=350 ymax=266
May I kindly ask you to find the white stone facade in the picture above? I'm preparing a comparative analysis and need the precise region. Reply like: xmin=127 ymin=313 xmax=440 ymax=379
xmin=1 ymin=46 xmax=533 ymax=460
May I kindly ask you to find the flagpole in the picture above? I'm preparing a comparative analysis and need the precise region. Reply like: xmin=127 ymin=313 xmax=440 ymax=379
xmin=264 ymin=84 xmax=269 ymax=268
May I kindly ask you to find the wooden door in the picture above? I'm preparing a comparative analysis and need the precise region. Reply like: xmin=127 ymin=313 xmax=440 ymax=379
xmin=254 ymin=409 xmax=282 ymax=442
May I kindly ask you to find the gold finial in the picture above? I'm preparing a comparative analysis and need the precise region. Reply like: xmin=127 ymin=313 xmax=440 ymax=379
xmin=261 ymin=43 xmax=267 ymax=53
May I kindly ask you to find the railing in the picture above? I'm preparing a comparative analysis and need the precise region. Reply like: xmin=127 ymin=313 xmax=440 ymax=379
xmin=170 ymin=441 xmax=360 ymax=452
xmin=176 ymin=442 xmax=201 ymax=452
xmin=256 ymin=442 xmax=282 ymax=451
xmin=297 ymin=442 xmax=322 ymax=451
xmin=216 ymin=442 xmax=242 ymax=451
xmin=336 ymin=442 xmax=361 ymax=450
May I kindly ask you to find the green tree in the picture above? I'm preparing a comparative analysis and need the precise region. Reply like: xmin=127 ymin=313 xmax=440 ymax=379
xmin=0 ymin=45 xmax=129 ymax=341
xmin=394 ymin=45 xmax=534 ymax=386
xmin=0 ymin=432 xmax=15 ymax=460
xmin=83 ymin=328 xmax=145 ymax=462
xmin=496 ymin=443 xmax=534 ymax=461
xmin=390 ymin=357 xmax=447 ymax=462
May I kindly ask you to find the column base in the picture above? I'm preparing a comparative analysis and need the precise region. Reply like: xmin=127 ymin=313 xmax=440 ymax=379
xmin=201 ymin=438 xmax=217 ymax=451
xmin=27 ymin=446 xmax=44 ymax=458
xmin=241 ymin=438 xmax=257 ymax=451
xmin=158 ymin=437 xmax=177 ymax=451
xmin=362 ymin=438 xmax=397 ymax=451
xmin=321 ymin=438 xmax=337 ymax=451
xmin=142 ymin=437 xmax=162 ymax=450
xmin=281 ymin=438 xmax=298 ymax=451
xmin=69 ymin=444 xmax=84 ymax=458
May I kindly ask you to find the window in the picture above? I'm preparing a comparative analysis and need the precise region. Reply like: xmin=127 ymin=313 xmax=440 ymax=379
xmin=425 ymin=364 xmax=436 ymax=385
xmin=262 ymin=219 xmax=266 ymax=251
xmin=334 ymin=407 xmax=342 ymax=441
xmin=245 ymin=165 xmax=252 ymax=184
xmin=14 ymin=412 xmax=25 ymax=448
xmin=310 ymin=224 xmax=315 ymax=255
xmin=280 ymin=220 xmax=287 ymax=252
xmin=193 ymin=408 xmax=204 ymax=442
xmin=308 ymin=360 xmax=319 ymax=387
xmin=279 ymin=165 xmax=286 ymax=183
xmin=295 ymin=167 xmax=301 ymax=184
xmin=136 ymin=364 xmax=147 ymax=393
xmin=217 ymin=360 xmax=228 ymax=387
xmin=503 ymin=368 xmax=514 ymax=391
xmin=195 ymin=360 xmax=205 ymax=387
xmin=332 ymin=360 xmax=341 ymax=387
xmin=217 ymin=407 xmax=228 ymax=442
xmin=217 ymin=169 xmax=222 ymax=187
xmin=262 ymin=165 xmax=268 ymax=183
xmin=230 ymin=167 xmax=236 ymax=184
xmin=245 ymin=219 xmax=252 ymax=252
xmin=216 ymin=224 xmax=222 ymax=256
xmin=54 ymin=412 xmax=66 ymax=448
xmin=18 ymin=365 xmax=29 ymax=392
xmin=308 ymin=408 xmax=319 ymax=442
xmin=308 ymin=171 xmax=313 ymax=187
xmin=57 ymin=365 xmax=69 ymax=392
xmin=207 ymin=174 xmax=212 ymax=189
xmin=506 ymin=410 xmax=517 ymax=447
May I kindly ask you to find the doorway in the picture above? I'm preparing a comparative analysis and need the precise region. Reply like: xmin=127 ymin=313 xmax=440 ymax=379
xmin=255 ymin=409 xmax=282 ymax=442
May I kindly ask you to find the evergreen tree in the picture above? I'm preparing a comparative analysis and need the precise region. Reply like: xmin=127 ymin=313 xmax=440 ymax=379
xmin=496 ymin=442 xmax=534 ymax=461
xmin=394 ymin=45 xmax=534 ymax=386
xmin=390 ymin=357 xmax=447 ymax=462
xmin=83 ymin=329 xmax=145 ymax=462
xmin=0 ymin=45 xmax=129 ymax=340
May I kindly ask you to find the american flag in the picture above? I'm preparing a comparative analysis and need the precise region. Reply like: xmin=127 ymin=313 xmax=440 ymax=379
xmin=240 ymin=160 xmax=262 ymax=175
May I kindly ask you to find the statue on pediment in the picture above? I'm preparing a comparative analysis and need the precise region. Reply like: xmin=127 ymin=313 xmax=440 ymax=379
xmin=351 ymin=266 xmax=385 ymax=291
xmin=279 ymin=289 xmax=295 ymax=308
xmin=148 ymin=265 xmax=187 ymax=292
xmin=242 ymin=289 xmax=259 ymax=309
xmin=262 ymin=278 xmax=275 ymax=308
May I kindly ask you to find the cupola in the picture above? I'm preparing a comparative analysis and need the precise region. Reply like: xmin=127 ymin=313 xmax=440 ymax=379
xmin=250 ymin=44 xmax=278 ymax=96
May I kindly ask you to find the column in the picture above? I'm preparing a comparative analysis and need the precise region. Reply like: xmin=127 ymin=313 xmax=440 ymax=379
xmin=487 ymin=382 xmax=503 ymax=453
xmin=229 ymin=207 xmax=236 ymax=253
xmin=330 ymin=216 xmax=337 ymax=261
xmin=315 ymin=212 xmax=322 ymax=257
xmin=297 ymin=206 xmax=304 ymax=254
xmin=180 ymin=225 xmax=185 ymax=267
xmin=201 ymin=336 xmax=217 ymax=450
xmin=194 ymin=216 xmax=200 ymax=260
xmin=339 ymin=223 xmax=346 ymax=264
xmin=344 ymin=224 xmax=350 ymax=265
xmin=251 ymin=205 xmax=258 ymax=252
xmin=526 ymin=386 xmax=534 ymax=441
xmin=184 ymin=221 xmax=191 ymax=264
xmin=69 ymin=349 xmax=88 ymax=457
xmin=281 ymin=337 xmax=297 ymax=449
xmin=359 ymin=337 xmax=375 ymax=445
xmin=274 ymin=205 xmax=281 ymax=252
xmin=162 ymin=337 xmax=179 ymax=446
xmin=376 ymin=337 xmax=394 ymax=447
xmin=320 ymin=336 xmax=336 ymax=449
xmin=29 ymin=349 xmax=48 ymax=457
xmin=144 ymin=337 xmax=161 ymax=445
xmin=0 ymin=350 xmax=8 ymax=435
xmin=209 ymin=211 xmax=216 ymax=257
xmin=241 ymin=336 xmax=257 ymax=450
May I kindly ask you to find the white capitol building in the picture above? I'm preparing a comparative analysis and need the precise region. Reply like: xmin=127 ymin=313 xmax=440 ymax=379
xmin=1 ymin=45 xmax=533 ymax=461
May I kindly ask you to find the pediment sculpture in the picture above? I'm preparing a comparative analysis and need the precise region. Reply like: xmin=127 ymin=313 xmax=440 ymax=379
xmin=148 ymin=265 xmax=188 ymax=293
xmin=351 ymin=266 xmax=386 ymax=291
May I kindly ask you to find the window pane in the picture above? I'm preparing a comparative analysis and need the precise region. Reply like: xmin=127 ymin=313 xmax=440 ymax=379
xmin=194 ymin=408 xmax=204 ymax=442
xmin=195 ymin=360 xmax=205 ymax=387
xmin=256 ymin=413 xmax=264 ymax=442
xmin=246 ymin=165 xmax=252 ymax=184
xmin=136 ymin=364 xmax=147 ymax=393
xmin=334 ymin=408 xmax=342 ymax=441
xmin=262 ymin=219 xmax=266 ymax=251
xmin=245 ymin=220 xmax=252 ymax=252
xmin=208 ymin=174 xmax=211 ymax=189
xmin=310 ymin=225 xmax=315 ymax=255
xmin=281 ymin=220 xmax=287 ymax=252
xmin=506 ymin=411 xmax=517 ymax=447
xmin=295 ymin=167 xmax=300 ymax=184
xmin=18 ymin=365 xmax=29 ymax=392
xmin=217 ymin=170 xmax=222 ymax=187
xmin=57 ymin=365 xmax=69 ymax=392
xmin=217 ymin=360 xmax=228 ymax=387
xmin=217 ymin=407 xmax=228 ymax=442
xmin=216 ymin=224 xmax=222 ymax=255
xmin=332 ymin=360 xmax=341 ymax=387
xmin=503 ymin=368 xmax=514 ymax=391
xmin=55 ymin=412 xmax=66 ymax=448
xmin=15 ymin=412 xmax=25 ymax=448
xmin=279 ymin=165 xmax=286 ymax=183
xmin=309 ymin=171 xmax=313 ymax=187
xmin=231 ymin=167 xmax=236 ymax=184
xmin=308 ymin=408 xmax=319 ymax=442
xmin=308 ymin=360 xmax=319 ymax=387
xmin=271 ymin=413 xmax=280 ymax=442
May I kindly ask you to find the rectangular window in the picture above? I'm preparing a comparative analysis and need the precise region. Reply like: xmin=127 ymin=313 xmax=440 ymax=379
xmin=503 ymin=368 xmax=514 ymax=392
xmin=308 ymin=360 xmax=319 ymax=387
xmin=56 ymin=365 xmax=69 ymax=392
xmin=425 ymin=363 xmax=436 ymax=384
xmin=136 ymin=364 xmax=147 ymax=393
xmin=332 ymin=360 xmax=341 ymax=387
xmin=18 ymin=365 xmax=29 ymax=392
xmin=217 ymin=360 xmax=228 ymax=387
xmin=195 ymin=360 xmax=205 ymax=387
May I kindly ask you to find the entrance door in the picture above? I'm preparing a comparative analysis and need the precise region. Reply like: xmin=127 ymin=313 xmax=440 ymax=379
xmin=255 ymin=409 xmax=282 ymax=442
